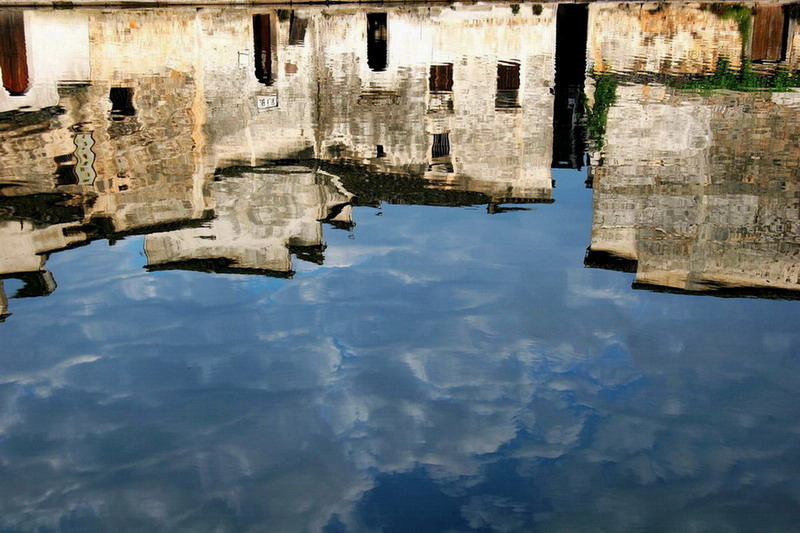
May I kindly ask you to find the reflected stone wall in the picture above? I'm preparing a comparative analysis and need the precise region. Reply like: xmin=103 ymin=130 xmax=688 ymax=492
xmin=588 ymin=2 xmax=800 ymax=77
xmin=83 ymin=10 xmax=211 ymax=234
xmin=588 ymin=2 xmax=745 ymax=75
xmin=0 ymin=10 xmax=211 ymax=228
xmin=196 ymin=9 xmax=317 ymax=168
xmin=0 ymin=219 xmax=88 ymax=275
xmin=589 ymin=86 xmax=800 ymax=294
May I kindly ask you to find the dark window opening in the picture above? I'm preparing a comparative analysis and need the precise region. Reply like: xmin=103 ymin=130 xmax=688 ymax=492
xmin=367 ymin=13 xmax=388 ymax=72
xmin=429 ymin=64 xmax=454 ymax=92
xmin=109 ymin=87 xmax=135 ymax=117
xmin=376 ymin=145 xmax=386 ymax=158
xmin=0 ymin=12 xmax=29 ymax=96
xmin=289 ymin=12 xmax=308 ymax=45
xmin=253 ymin=14 xmax=274 ymax=85
xmin=496 ymin=61 xmax=520 ymax=108
xmin=431 ymin=133 xmax=450 ymax=159
xmin=751 ymin=5 xmax=788 ymax=62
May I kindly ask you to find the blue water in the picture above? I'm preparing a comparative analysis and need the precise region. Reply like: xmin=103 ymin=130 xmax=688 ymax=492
xmin=1 ymin=168 xmax=798 ymax=531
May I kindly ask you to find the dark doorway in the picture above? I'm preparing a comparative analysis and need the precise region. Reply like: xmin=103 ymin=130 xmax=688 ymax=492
xmin=552 ymin=4 xmax=588 ymax=169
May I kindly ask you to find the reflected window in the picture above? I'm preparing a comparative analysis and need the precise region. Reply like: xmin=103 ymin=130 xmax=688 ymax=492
xmin=376 ymin=145 xmax=386 ymax=158
xmin=429 ymin=64 xmax=454 ymax=92
xmin=0 ymin=12 xmax=29 ymax=96
xmin=253 ymin=14 xmax=274 ymax=85
xmin=109 ymin=87 xmax=135 ymax=117
xmin=431 ymin=133 xmax=450 ymax=158
xmin=751 ymin=5 xmax=788 ymax=61
xmin=289 ymin=12 xmax=308 ymax=45
xmin=367 ymin=13 xmax=388 ymax=72
xmin=54 ymin=154 xmax=78 ymax=186
xmin=496 ymin=61 xmax=521 ymax=108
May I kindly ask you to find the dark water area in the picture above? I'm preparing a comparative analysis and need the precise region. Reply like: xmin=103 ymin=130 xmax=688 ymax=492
xmin=1 ymin=3 xmax=799 ymax=531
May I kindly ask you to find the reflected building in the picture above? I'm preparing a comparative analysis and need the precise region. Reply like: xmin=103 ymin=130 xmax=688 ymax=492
xmin=196 ymin=9 xmax=317 ymax=167
xmin=0 ymin=9 xmax=212 ymax=233
xmin=0 ymin=214 xmax=90 ymax=318
xmin=0 ymin=9 xmax=214 ymax=311
xmin=143 ymin=165 xmax=353 ymax=276
xmin=585 ymin=85 xmax=800 ymax=296
xmin=310 ymin=5 xmax=557 ymax=202
xmin=0 ymin=4 xmax=559 ymax=309
xmin=2 ymin=3 xmax=800 ymax=305
xmin=584 ymin=2 xmax=800 ymax=296
xmin=186 ymin=5 xmax=557 ymax=203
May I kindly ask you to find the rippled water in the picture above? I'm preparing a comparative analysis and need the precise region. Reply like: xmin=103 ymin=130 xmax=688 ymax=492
xmin=1 ymin=3 xmax=799 ymax=531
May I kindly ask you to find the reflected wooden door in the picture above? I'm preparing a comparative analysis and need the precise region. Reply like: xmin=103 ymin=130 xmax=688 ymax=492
xmin=0 ymin=12 xmax=29 ymax=95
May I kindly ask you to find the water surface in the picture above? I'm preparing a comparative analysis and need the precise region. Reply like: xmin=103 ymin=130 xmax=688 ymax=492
xmin=1 ymin=3 xmax=799 ymax=531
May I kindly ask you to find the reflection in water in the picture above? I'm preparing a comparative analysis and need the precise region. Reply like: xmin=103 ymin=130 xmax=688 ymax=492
xmin=144 ymin=165 xmax=353 ymax=276
xmin=253 ymin=13 xmax=274 ymax=86
xmin=366 ymin=12 xmax=388 ymax=72
xmin=586 ymin=87 xmax=800 ymax=296
xmin=0 ymin=11 xmax=29 ymax=96
xmin=0 ymin=2 xmax=799 ymax=531
xmin=552 ymin=4 xmax=588 ymax=169
xmin=752 ymin=4 xmax=789 ymax=61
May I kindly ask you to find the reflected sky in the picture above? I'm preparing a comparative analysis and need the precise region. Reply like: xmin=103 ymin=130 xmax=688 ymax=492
xmin=2 ymin=174 xmax=799 ymax=531
xmin=1 ymin=2 xmax=800 ymax=531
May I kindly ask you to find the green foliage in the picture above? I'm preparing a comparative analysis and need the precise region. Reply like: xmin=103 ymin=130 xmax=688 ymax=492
xmin=585 ymin=71 xmax=618 ymax=150
xmin=531 ymin=4 xmax=543 ymax=16
xmin=511 ymin=4 xmax=520 ymax=15
xmin=677 ymin=57 xmax=800 ymax=92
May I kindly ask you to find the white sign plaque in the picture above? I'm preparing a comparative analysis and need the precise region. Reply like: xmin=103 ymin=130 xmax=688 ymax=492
xmin=256 ymin=95 xmax=278 ymax=110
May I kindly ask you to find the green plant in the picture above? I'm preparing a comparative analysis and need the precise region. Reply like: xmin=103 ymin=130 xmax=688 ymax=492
xmin=677 ymin=56 xmax=800 ymax=92
xmin=585 ymin=70 xmax=618 ymax=150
